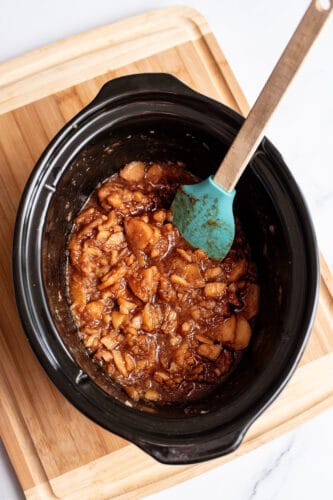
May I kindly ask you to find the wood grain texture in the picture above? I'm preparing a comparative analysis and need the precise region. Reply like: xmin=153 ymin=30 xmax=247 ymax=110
xmin=25 ymin=352 xmax=333 ymax=500
xmin=0 ymin=6 xmax=248 ymax=115
xmin=0 ymin=6 xmax=332 ymax=499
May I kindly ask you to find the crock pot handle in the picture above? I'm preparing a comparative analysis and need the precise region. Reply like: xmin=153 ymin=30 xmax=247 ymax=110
xmin=90 ymin=73 xmax=202 ymax=107
xmin=136 ymin=428 xmax=245 ymax=465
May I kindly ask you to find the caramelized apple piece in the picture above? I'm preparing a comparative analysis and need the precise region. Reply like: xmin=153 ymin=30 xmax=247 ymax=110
xmin=112 ymin=350 xmax=128 ymax=377
xmin=118 ymin=298 xmax=137 ymax=314
xmin=124 ymin=386 xmax=139 ymax=401
xmin=103 ymin=231 xmax=125 ymax=249
xmin=146 ymin=163 xmax=163 ymax=184
xmin=152 ymin=209 xmax=167 ymax=224
xmin=124 ymin=352 xmax=136 ymax=372
xmin=227 ymin=258 xmax=248 ymax=283
xmin=128 ymin=266 xmax=159 ymax=302
xmin=85 ymin=300 xmax=104 ymax=319
xmin=101 ymin=335 xmax=119 ymax=351
xmin=221 ymin=314 xmax=252 ymax=350
xmin=204 ymin=282 xmax=227 ymax=298
xmin=170 ymin=274 xmax=190 ymax=287
xmin=183 ymin=263 xmax=205 ymax=288
xmin=111 ymin=310 xmax=126 ymax=329
xmin=154 ymin=371 xmax=170 ymax=382
xmin=161 ymin=305 xmax=177 ymax=334
xmin=174 ymin=342 xmax=189 ymax=367
xmin=176 ymin=248 xmax=192 ymax=262
xmin=233 ymin=315 xmax=252 ymax=350
xmin=158 ymin=276 xmax=176 ymax=302
xmin=119 ymin=161 xmax=145 ymax=182
xmin=145 ymin=389 xmax=160 ymax=401
xmin=98 ymin=265 xmax=127 ymax=290
xmin=124 ymin=218 xmax=153 ymax=251
xmin=142 ymin=303 xmax=162 ymax=332
xmin=211 ymin=315 xmax=236 ymax=343
xmin=98 ymin=211 xmax=118 ymax=231
xmin=197 ymin=343 xmax=222 ymax=361
xmin=204 ymin=267 xmax=222 ymax=280
xmin=70 ymin=273 xmax=87 ymax=312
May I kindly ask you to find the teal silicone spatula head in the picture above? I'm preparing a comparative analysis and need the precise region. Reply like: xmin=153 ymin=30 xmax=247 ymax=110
xmin=172 ymin=176 xmax=236 ymax=260
xmin=171 ymin=0 xmax=331 ymax=260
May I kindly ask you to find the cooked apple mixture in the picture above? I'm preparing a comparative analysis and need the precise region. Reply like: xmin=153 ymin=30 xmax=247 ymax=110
xmin=68 ymin=161 xmax=260 ymax=403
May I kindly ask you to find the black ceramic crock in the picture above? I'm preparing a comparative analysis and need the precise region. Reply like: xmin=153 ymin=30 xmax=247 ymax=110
xmin=13 ymin=73 xmax=319 ymax=464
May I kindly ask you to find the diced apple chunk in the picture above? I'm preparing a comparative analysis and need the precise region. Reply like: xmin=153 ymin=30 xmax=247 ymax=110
xmin=183 ymin=263 xmax=205 ymax=287
xmin=170 ymin=274 xmax=190 ymax=287
xmin=94 ymin=349 xmax=113 ymax=363
xmin=128 ymin=266 xmax=159 ymax=302
xmin=211 ymin=315 xmax=236 ymax=343
xmin=107 ymin=191 xmax=122 ymax=208
xmin=84 ymin=334 xmax=99 ymax=349
xmin=70 ymin=274 xmax=87 ymax=311
xmin=228 ymin=259 xmax=247 ymax=282
xmin=197 ymin=343 xmax=222 ymax=360
xmin=124 ymin=386 xmax=139 ymax=401
xmin=154 ymin=371 xmax=170 ymax=382
xmin=101 ymin=335 xmax=118 ymax=350
xmin=146 ymin=164 xmax=163 ymax=184
xmin=98 ymin=265 xmax=127 ymax=289
xmin=98 ymin=211 xmax=118 ymax=231
xmin=204 ymin=282 xmax=227 ymax=298
xmin=97 ymin=230 xmax=110 ymax=241
xmin=112 ymin=350 xmax=128 ymax=377
xmin=181 ymin=322 xmax=191 ymax=333
xmin=111 ymin=310 xmax=126 ymax=329
xmin=118 ymin=297 xmax=137 ymax=314
xmin=152 ymin=209 xmax=167 ymax=223
xmin=119 ymin=161 xmax=145 ymax=182
xmin=136 ymin=359 xmax=148 ymax=371
xmin=124 ymin=352 xmax=135 ymax=372
xmin=191 ymin=306 xmax=201 ymax=321
xmin=142 ymin=303 xmax=161 ymax=332
xmin=85 ymin=300 xmax=104 ymax=318
xmin=204 ymin=267 xmax=222 ymax=280
xmin=131 ymin=314 xmax=142 ymax=329
xmin=124 ymin=218 xmax=153 ymax=251
xmin=145 ymin=389 xmax=160 ymax=401
xmin=233 ymin=315 xmax=252 ymax=350
xmin=104 ymin=231 xmax=124 ymax=248
xmin=176 ymin=248 xmax=192 ymax=262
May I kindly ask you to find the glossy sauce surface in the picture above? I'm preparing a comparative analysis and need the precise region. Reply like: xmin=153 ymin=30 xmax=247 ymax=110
xmin=68 ymin=161 xmax=260 ymax=403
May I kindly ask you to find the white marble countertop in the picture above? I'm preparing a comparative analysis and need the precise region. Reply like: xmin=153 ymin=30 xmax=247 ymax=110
xmin=1 ymin=1 xmax=332 ymax=499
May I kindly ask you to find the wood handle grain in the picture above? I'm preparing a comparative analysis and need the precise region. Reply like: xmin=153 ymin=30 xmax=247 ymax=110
xmin=214 ymin=0 xmax=332 ymax=192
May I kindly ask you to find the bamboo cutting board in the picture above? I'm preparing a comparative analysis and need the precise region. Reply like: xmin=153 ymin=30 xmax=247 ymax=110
xmin=0 ymin=7 xmax=333 ymax=500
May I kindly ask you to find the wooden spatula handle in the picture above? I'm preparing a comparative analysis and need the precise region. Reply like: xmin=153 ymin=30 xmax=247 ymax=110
xmin=214 ymin=0 xmax=332 ymax=192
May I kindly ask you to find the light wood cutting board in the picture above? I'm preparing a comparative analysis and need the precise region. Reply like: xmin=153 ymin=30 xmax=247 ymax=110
xmin=0 ymin=6 xmax=332 ymax=500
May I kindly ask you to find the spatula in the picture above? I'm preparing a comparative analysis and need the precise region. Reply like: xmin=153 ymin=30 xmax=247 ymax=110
xmin=172 ymin=0 xmax=332 ymax=260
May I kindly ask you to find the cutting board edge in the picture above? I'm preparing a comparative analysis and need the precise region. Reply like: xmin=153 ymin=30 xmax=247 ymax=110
xmin=0 ymin=5 xmax=247 ymax=116
xmin=23 ymin=352 xmax=333 ymax=500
